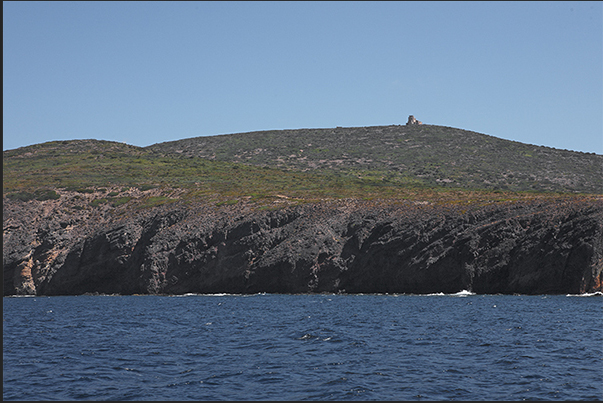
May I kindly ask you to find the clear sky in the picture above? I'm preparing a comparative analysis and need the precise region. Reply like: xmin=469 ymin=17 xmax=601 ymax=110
xmin=3 ymin=1 xmax=602 ymax=154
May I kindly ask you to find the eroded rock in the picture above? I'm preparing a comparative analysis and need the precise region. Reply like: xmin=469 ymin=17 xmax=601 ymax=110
xmin=3 ymin=197 xmax=602 ymax=296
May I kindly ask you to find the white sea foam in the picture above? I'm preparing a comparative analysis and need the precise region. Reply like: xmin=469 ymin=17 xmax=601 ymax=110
xmin=565 ymin=291 xmax=603 ymax=297
xmin=173 ymin=293 xmax=253 ymax=297
xmin=420 ymin=290 xmax=475 ymax=297
xmin=451 ymin=290 xmax=476 ymax=297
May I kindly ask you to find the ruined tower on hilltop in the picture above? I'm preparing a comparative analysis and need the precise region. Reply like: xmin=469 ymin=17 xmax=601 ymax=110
xmin=406 ymin=115 xmax=423 ymax=125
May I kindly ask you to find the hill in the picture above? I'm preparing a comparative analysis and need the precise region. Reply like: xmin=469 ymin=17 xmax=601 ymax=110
xmin=147 ymin=124 xmax=602 ymax=194
xmin=3 ymin=124 xmax=603 ymax=296
xmin=4 ymin=125 xmax=601 ymax=208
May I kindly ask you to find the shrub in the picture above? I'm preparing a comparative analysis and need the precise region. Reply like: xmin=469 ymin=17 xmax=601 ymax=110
xmin=138 ymin=196 xmax=174 ymax=209
xmin=216 ymin=199 xmax=238 ymax=206
xmin=138 ymin=184 xmax=156 ymax=191
xmin=110 ymin=196 xmax=132 ymax=207
xmin=89 ymin=198 xmax=108 ymax=207
xmin=6 ymin=189 xmax=60 ymax=201
xmin=35 ymin=189 xmax=61 ymax=201
xmin=6 ymin=192 xmax=36 ymax=201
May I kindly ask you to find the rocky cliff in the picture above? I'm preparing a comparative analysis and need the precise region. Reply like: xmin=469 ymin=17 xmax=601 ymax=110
xmin=4 ymin=194 xmax=602 ymax=296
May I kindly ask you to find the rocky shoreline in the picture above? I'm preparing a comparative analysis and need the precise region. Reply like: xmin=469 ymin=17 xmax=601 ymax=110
xmin=3 ymin=195 xmax=602 ymax=296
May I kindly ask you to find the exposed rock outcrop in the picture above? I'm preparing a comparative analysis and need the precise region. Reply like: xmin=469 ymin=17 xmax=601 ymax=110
xmin=406 ymin=115 xmax=423 ymax=125
xmin=3 ymin=196 xmax=602 ymax=296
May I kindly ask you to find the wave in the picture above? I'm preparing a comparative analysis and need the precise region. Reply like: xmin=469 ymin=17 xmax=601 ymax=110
xmin=172 ymin=292 xmax=268 ymax=297
xmin=173 ymin=293 xmax=239 ymax=297
xmin=451 ymin=290 xmax=476 ymax=297
xmin=565 ymin=291 xmax=603 ymax=297
xmin=416 ymin=290 xmax=476 ymax=297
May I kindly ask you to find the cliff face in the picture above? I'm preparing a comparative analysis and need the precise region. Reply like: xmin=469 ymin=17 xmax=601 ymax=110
xmin=3 ymin=196 xmax=602 ymax=296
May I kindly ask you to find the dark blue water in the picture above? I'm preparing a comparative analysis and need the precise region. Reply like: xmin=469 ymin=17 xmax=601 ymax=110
xmin=3 ymin=292 xmax=602 ymax=401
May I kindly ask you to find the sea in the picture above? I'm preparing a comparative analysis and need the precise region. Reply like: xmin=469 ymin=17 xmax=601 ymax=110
xmin=3 ymin=292 xmax=602 ymax=401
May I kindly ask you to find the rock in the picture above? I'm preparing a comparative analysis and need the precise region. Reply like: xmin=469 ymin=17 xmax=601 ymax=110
xmin=406 ymin=115 xmax=423 ymax=125
xmin=3 ymin=197 xmax=602 ymax=296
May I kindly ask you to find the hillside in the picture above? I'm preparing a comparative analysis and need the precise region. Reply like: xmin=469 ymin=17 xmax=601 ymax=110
xmin=4 ymin=125 xmax=601 ymax=207
xmin=3 ymin=124 xmax=603 ymax=296
xmin=146 ymin=124 xmax=602 ymax=194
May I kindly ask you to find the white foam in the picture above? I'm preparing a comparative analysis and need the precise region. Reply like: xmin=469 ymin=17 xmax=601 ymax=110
xmin=420 ymin=290 xmax=475 ymax=297
xmin=451 ymin=290 xmax=476 ymax=297
xmin=173 ymin=293 xmax=250 ymax=297
xmin=565 ymin=291 xmax=603 ymax=297
xmin=174 ymin=292 xmax=271 ymax=297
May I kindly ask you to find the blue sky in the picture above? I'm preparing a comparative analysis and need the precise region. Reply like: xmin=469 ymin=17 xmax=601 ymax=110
xmin=3 ymin=1 xmax=602 ymax=154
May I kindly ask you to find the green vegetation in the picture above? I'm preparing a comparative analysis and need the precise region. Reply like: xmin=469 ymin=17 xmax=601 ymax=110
xmin=5 ymin=188 xmax=60 ymax=202
xmin=138 ymin=196 xmax=176 ymax=209
xmin=148 ymin=124 xmax=602 ymax=194
xmin=110 ymin=196 xmax=132 ymax=207
xmin=2 ymin=140 xmax=425 ymax=202
xmin=3 ymin=126 xmax=601 ymax=211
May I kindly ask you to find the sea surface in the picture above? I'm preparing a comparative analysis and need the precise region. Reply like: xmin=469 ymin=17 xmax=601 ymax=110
xmin=3 ymin=292 xmax=602 ymax=401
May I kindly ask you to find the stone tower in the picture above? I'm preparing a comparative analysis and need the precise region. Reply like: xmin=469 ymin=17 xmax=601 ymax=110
xmin=406 ymin=115 xmax=423 ymax=125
